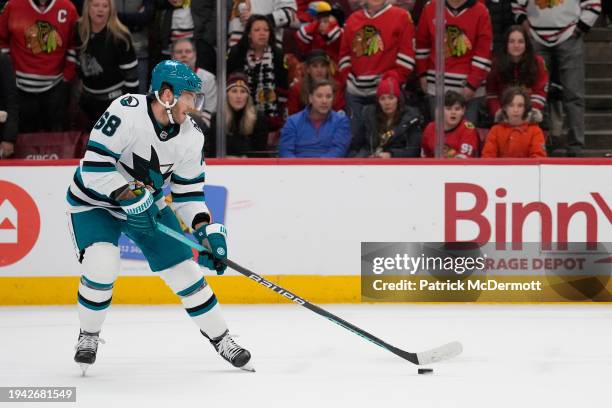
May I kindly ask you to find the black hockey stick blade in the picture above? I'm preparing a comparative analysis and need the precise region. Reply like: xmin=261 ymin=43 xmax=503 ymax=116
xmin=156 ymin=223 xmax=463 ymax=365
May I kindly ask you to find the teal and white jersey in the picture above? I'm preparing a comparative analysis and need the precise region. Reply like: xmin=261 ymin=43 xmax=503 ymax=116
xmin=67 ymin=94 xmax=210 ymax=229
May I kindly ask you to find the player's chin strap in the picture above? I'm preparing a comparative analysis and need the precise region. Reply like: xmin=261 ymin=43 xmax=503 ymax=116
xmin=154 ymin=91 xmax=178 ymax=125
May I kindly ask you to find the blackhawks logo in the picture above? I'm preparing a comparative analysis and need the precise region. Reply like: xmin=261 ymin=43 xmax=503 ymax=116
xmin=25 ymin=21 xmax=62 ymax=54
xmin=535 ymin=0 xmax=563 ymax=9
xmin=352 ymin=25 xmax=384 ymax=57
xmin=445 ymin=25 xmax=471 ymax=58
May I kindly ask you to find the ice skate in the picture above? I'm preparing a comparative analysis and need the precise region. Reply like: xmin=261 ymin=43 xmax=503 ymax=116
xmin=204 ymin=330 xmax=254 ymax=372
xmin=74 ymin=330 xmax=105 ymax=376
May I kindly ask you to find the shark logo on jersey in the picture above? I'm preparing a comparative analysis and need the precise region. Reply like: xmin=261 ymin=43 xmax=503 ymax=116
xmin=121 ymin=146 xmax=172 ymax=189
xmin=120 ymin=96 xmax=140 ymax=107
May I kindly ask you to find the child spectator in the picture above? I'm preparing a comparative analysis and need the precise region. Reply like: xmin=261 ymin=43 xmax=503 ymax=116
xmin=171 ymin=38 xmax=217 ymax=126
xmin=295 ymin=1 xmax=343 ymax=62
xmin=349 ymin=72 xmax=421 ymax=157
xmin=421 ymin=90 xmax=479 ymax=158
xmin=279 ymin=79 xmax=350 ymax=157
xmin=0 ymin=52 xmax=17 ymax=158
xmin=486 ymin=25 xmax=548 ymax=121
xmin=339 ymin=0 xmax=416 ymax=137
xmin=228 ymin=0 xmax=297 ymax=48
xmin=206 ymin=73 xmax=268 ymax=157
xmin=287 ymin=49 xmax=344 ymax=115
xmin=0 ymin=0 xmax=78 ymax=133
xmin=77 ymin=0 xmax=139 ymax=130
xmin=416 ymin=0 xmax=493 ymax=124
xmin=227 ymin=15 xmax=289 ymax=135
xmin=481 ymin=86 xmax=546 ymax=158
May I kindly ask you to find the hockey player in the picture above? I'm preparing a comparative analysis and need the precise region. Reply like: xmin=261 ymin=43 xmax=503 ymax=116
xmin=66 ymin=60 xmax=253 ymax=374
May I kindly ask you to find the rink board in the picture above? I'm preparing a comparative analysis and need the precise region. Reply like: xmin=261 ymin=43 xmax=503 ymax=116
xmin=0 ymin=159 xmax=610 ymax=304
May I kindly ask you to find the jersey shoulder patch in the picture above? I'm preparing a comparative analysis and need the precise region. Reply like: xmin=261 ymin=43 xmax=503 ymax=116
xmin=189 ymin=115 xmax=203 ymax=134
xmin=120 ymin=95 xmax=140 ymax=107
xmin=464 ymin=121 xmax=475 ymax=129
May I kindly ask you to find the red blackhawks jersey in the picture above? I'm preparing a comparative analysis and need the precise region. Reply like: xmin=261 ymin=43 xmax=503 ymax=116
xmin=416 ymin=0 xmax=492 ymax=96
xmin=0 ymin=0 xmax=78 ymax=93
xmin=295 ymin=20 xmax=343 ymax=63
xmin=486 ymin=54 xmax=548 ymax=115
xmin=421 ymin=120 xmax=479 ymax=158
xmin=338 ymin=4 xmax=415 ymax=97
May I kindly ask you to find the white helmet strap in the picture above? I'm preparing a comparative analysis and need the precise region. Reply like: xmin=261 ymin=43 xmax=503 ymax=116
xmin=154 ymin=90 xmax=178 ymax=125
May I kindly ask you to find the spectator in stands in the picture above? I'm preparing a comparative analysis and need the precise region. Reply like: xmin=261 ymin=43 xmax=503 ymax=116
xmin=416 ymin=0 xmax=493 ymax=125
xmin=339 ymin=0 xmax=415 ymax=140
xmin=153 ymin=0 xmax=194 ymax=63
xmin=228 ymin=0 xmax=297 ymax=48
xmin=171 ymin=38 xmax=217 ymax=127
xmin=605 ymin=1 xmax=612 ymax=25
xmin=206 ymin=73 xmax=268 ymax=157
xmin=190 ymin=0 xmax=228 ymax=74
xmin=481 ymin=86 xmax=546 ymax=158
xmin=485 ymin=0 xmax=514 ymax=56
xmin=512 ymin=0 xmax=601 ymax=156
xmin=0 ymin=52 xmax=17 ymax=158
xmin=421 ymin=91 xmax=479 ymax=158
xmin=116 ymin=0 xmax=154 ymax=93
xmin=287 ymin=49 xmax=344 ymax=115
xmin=279 ymin=79 xmax=350 ymax=157
xmin=486 ymin=25 xmax=548 ymax=122
xmin=77 ymin=0 xmax=139 ymax=130
xmin=227 ymin=14 xmax=289 ymax=137
xmin=295 ymin=1 xmax=343 ymax=63
xmin=349 ymin=72 xmax=421 ymax=157
xmin=0 ymin=0 xmax=78 ymax=133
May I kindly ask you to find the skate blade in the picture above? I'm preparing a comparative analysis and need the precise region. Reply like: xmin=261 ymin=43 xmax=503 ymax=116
xmin=239 ymin=361 xmax=256 ymax=372
xmin=78 ymin=363 xmax=91 ymax=376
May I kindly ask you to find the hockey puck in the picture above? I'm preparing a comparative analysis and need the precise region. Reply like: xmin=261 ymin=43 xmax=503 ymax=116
xmin=418 ymin=368 xmax=433 ymax=375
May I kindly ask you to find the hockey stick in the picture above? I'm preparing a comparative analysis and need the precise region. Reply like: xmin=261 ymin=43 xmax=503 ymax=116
xmin=157 ymin=223 xmax=463 ymax=365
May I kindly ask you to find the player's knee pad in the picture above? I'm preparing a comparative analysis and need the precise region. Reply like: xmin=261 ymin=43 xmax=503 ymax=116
xmin=81 ymin=242 xmax=120 ymax=285
xmin=159 ymin=260 xmax=206 ymax=296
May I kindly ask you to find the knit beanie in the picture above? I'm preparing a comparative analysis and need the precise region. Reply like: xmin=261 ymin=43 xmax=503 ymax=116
xmin=376 ymin=72 xmax=401 ymax=98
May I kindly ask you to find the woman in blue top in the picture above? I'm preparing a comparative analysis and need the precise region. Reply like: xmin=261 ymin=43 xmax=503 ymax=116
xmin=279 ymin=79 xmax=350 ymax=158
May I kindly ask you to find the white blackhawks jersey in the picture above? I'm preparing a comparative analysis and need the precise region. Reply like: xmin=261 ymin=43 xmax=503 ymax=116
xmin=67 ymin=94 xmax=210 ymax=229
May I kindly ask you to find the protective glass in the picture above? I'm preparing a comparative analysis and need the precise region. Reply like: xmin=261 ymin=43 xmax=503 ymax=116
xmin=179 ymin=91 xmax=206 ymax=111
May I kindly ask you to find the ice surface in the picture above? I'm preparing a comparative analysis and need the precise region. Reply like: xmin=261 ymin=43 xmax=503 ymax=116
xmin=1 ymin=304 xmax=611 ymax=408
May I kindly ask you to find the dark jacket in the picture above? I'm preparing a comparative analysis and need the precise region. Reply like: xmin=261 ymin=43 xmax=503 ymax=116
xmin=349 ymin=105 xmax=422 ymax=158
xmin=116 ymin=0 xmax=154 ymax=59
xmin=226 ymin=44 xmax=288 ymax=90
xmin=485 ymin=0 xmax=514 ymax=57
xmin=206 ymin=111 xmax=269 ymax=157
xmin=0 ymin=53 xmax=18 ymax=144
xmin=226 ymin=43 xmax=289 ymax=131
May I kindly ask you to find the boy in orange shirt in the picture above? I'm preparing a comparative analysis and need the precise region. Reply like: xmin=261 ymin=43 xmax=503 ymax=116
xmin=481 ymin=86 xmax=546 ymax=158
xmin=421 ymin=91 xmax=479 ymax=158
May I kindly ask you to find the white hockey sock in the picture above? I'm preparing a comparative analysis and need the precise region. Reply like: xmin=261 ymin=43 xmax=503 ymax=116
xmin=77 ymin=243 xmax=119 ymax=334
xmin=160 ymin=260 xmax=228 ymax=339
xmin=179 ymin=281 xmax=227 ymax=339
xmin=77 ymin=276 xmax=114 ymax=333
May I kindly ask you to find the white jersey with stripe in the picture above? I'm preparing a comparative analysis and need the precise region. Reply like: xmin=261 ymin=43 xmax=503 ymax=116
xmin=67 ymin=94 xmax=210 ymax=228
